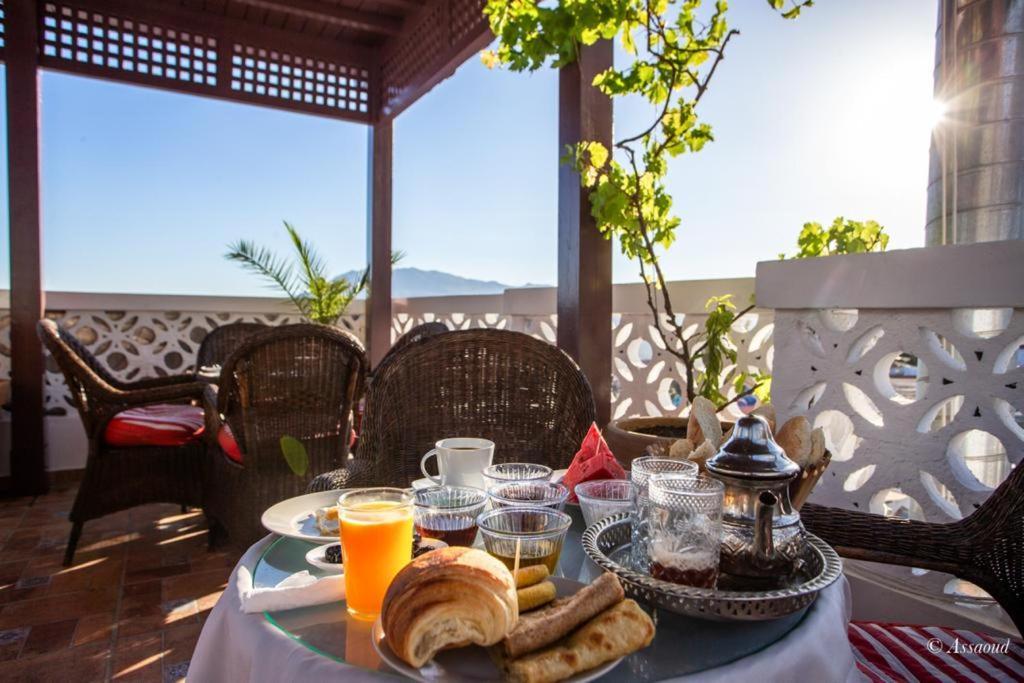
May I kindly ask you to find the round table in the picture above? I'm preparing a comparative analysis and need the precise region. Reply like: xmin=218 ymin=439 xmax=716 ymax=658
xmin=190 ymin=529 xmax=861 ymax=682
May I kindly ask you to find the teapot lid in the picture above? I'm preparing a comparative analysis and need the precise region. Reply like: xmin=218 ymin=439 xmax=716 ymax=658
xmin=706 ymin=415 xmax=800 ymax=481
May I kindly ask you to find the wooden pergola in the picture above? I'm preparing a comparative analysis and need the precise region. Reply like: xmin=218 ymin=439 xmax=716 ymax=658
xmin=4 ymin=0 xmax=612 ymax=495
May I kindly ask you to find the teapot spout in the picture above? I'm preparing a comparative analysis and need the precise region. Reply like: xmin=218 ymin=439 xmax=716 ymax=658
xmin=753 ymin=490 xmax=778 ymax=566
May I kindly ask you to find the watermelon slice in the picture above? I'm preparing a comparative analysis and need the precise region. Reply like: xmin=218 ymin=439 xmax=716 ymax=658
xmin=563 ymin=423 xmax=626 ymax=502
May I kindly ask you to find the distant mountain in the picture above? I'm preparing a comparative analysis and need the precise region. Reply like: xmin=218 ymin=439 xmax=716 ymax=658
xmin=339 ymin=267 xmax=518 ymax=298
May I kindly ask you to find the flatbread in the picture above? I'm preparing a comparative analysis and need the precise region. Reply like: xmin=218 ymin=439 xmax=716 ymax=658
xmin=497 ymin=599 xmax=656 ymax=683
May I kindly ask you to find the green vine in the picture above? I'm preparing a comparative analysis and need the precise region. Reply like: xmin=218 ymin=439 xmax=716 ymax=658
xmin=780 ymin=217 xmax=890 ymax=259
xmin=483 ymin=0 xmax=812 ymax=410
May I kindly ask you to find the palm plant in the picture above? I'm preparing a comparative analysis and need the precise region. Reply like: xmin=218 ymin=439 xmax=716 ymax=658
xmin=226 ymin=221 xmax=402 ymax=326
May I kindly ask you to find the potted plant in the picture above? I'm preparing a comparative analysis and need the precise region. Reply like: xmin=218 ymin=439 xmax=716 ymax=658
xmin=603 ymin=217 xmax=890 ymax=461
xmin=483 ymin=2 xmax=888 ymax=462
xmin=226 ymin=221 xmax=402 ymax=326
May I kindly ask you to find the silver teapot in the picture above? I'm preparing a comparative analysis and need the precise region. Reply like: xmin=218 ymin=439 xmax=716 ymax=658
xmin=705 ymin=415 xmax=805 ymax=581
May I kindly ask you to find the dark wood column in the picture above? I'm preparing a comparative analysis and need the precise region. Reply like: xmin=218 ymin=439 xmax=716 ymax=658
xmin=6 ymin=0 xmax=47 ymax=495
xmin=366 ymin=120 xmax=393 ymax=367
xmin=557 ymin=42 xmax=613 ymax=426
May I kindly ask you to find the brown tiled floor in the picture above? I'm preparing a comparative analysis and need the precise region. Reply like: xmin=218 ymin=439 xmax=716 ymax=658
xmin=0 ymin=485 xmax=240 ymax=682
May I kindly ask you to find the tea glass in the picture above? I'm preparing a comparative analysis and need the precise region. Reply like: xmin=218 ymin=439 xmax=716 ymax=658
xmin=477 ymin=506 xmax=571 ymax=575
xmin=488 ymin=481 xmax=569 ymax=511
xmin=481 ymin=463 xmax=553 ymax=492
xmin=629 ymin=457 xmax=699 ymax=571
xmin=338 ymin=488 xmax=414 ymax=621
xmin=413 ymin=485 xmax=488 ymax=547
xmin=647 ymin=473 xmax=725 ymax=588
xmin=575 ymin=479 xmax=637 ymax=528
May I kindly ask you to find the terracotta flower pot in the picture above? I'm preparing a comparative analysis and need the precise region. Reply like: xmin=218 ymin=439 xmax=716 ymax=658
xmin=605 ymin=415 xmax=735 ymax=467
xmin=603 ymin=416 xmax=688 ymax=467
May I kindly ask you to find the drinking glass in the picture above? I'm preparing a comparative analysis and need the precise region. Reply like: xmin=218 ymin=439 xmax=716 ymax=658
xmin=488 ymin=481 xmax=569 ymax=510
xmin=413 ymin=485 xmax=487 ymax=547
xmin=629 ymin=457 xmax=699 ymax=571
xmin=481 ymin=463 xmax=553 ymax=492
xmin=477 ymin=506 xmax=571 ymax=574
xmin=574 ymin=479 xmax=636 ymax=527
xmin=338 ymin=487 xmax=414 ymax=621
xmin=647 ymin=473 xmax=724 ymax=588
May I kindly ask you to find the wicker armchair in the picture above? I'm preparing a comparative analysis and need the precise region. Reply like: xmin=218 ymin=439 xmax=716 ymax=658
xmin=377 ymin=321 xmax=449 ymax=370
xmin=802 ymin=460 xmax=1024 ymax=633
xmin=195 ymin=321 xmax=267 ymax=370
xmin=357 ymin=328 xmax=597 ymax=487
xmin=202 ymin=323 xmax=368 ymax=549
xmin=37 ymin=319 xmax=208 ymax=566
xmin=303 ymin=323 xmax=448 ymax=493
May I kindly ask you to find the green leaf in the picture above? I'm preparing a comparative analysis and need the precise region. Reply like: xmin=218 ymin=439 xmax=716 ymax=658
xmin=227 ymin=222 xmax=402 ymax=325
xmin=784 ymin=217 xmax=890 ymax=259
xmin=280 ymin=436 xmax=309 ymax=477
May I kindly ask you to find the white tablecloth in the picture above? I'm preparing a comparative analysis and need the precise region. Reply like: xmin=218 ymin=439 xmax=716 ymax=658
xmin=190 ymin=535 xmax=862 ymax=682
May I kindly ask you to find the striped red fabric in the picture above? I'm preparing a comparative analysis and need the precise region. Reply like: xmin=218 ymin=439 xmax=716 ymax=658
xmin=217 ymin=424 xmax=244 ymax=464
xmin=849 ymin=621 xmax=1024 ymax=682
xmin=104 ymin=404 xmax=205 ymax=448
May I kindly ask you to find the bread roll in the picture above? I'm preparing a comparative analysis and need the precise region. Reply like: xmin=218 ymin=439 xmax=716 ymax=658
xmin=669 ymin=438 xmax=694 ymax=459
xmin=809 ymin=427 xmax=827 ymax=468
xmin=382 ymin=547 xmax=518 ymax=668
xmin=687 ymin=439 xmax=717 ymax=471
xmin=776 ymin=416 xmax=812 ymax=468
xmin=687 ymin=396 xmax=723 ymax=448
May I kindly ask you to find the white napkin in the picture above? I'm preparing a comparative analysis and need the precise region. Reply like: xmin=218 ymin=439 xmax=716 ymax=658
xmin=237 ymin=566 xmax=346 ymax=614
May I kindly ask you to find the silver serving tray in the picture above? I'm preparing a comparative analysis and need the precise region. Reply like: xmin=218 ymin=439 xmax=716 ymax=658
xmin=582 ymin=513 xmax=842 ymax=621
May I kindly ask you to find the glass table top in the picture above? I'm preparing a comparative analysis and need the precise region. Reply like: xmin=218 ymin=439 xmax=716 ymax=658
xmin=253 ymin=521 xmax=811 ymax=681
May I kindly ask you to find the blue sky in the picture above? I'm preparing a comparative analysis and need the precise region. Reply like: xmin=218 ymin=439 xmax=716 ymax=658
xmin=0 ymin=0 xmax=937 ymax=295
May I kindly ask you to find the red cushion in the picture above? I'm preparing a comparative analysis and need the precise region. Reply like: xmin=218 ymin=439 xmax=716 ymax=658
xmin=849 ymin=621 xmax=1024 ymax=682
xmin=104 ymin=404 xmax=205 ymax=448
xmin=217 ymin=424 xmax=244 ymax=464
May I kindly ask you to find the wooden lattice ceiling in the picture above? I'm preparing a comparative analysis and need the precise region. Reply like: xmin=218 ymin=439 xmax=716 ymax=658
xmin=1 ymin=0 xmax=617 ymax=497
xmin=2 ymin=0 xmax=492 ymax=122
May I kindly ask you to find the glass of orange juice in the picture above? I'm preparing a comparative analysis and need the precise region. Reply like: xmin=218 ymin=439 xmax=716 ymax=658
xmin=338 ymin=487 xmax=414 ymax=621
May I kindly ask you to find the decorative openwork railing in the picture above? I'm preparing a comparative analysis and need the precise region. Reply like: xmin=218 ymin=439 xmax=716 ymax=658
xmin=0 ymin=277 xmax=771 ymax=422
xmin=389 ymin=279 xmax=774 ymax=422
xmin=760 ymin=239 xmax=1023 ymax=609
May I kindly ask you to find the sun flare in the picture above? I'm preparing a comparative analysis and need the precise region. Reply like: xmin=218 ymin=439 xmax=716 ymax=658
xmin=928 ymin=98 xmax=949 ymax=129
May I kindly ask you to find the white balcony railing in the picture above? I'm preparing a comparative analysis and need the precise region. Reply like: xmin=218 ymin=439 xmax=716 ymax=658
xmin=0 ymin=277 xmax=772 ymax=426
xmin=759 ymin=239 xmax=1023 ymax=622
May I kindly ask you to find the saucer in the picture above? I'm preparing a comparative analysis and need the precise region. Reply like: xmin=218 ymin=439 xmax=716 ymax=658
xmin=412 ymin=469 xmax=567 ymax=491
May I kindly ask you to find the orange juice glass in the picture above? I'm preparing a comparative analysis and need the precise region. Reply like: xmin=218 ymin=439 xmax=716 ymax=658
xmin=338 ymin=487 xmax=414 ymax=621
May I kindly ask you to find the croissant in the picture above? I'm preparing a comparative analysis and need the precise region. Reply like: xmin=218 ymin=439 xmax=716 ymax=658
xmin=381 ymin=547 xmax=519 ymax=668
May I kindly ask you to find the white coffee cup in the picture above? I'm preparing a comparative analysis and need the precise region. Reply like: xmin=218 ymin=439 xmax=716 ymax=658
xmin=420 ymin=438 xmax=495 ymax=488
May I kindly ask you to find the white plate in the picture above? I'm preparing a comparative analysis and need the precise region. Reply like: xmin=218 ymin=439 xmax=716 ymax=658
xmin=304 ymin=543 xmax=345 ymax=573
xmin=371 ymin=577 xmax=624 ymax=682
xmin=261 ymin=489 xmax=348 ymax=544
xmin=304 ymin=538 xmax=450 ymax=574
